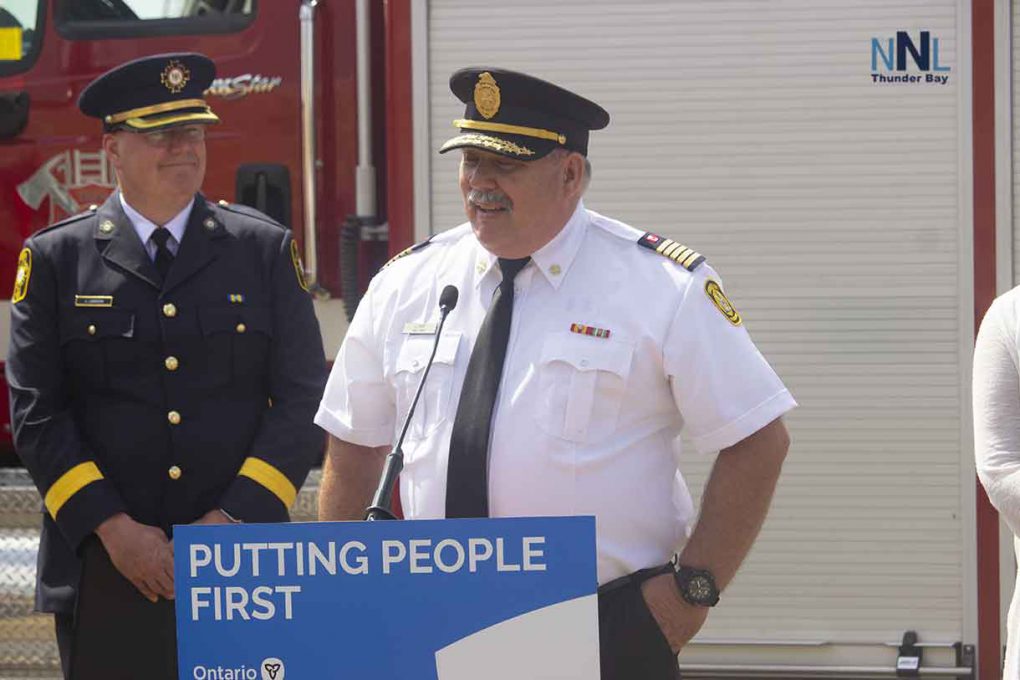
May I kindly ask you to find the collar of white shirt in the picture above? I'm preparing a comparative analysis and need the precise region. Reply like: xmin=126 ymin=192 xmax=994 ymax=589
xmin=473 ymin=199 xmax=589 ymax=290
xmin=119 ymin=191 xmax=191 ymax=260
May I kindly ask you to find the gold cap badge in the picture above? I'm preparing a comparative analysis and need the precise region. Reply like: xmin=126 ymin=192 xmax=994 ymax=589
xmin=474 ymin=72 xmax=501 ymax=120
xmin=161 ymin=59 xmax=190 ymax=94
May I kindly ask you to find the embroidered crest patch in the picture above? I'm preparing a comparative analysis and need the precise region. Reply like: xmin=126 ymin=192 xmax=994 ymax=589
xmin=161 ymin=59 xmax=190 ymax=94
xmin=705 ymin=280 xmax=741 ymax=326
xmin=290 ymin=240 xmax=309 ymax=292
xmin=12 ymin=248 xmax=31 ymax=304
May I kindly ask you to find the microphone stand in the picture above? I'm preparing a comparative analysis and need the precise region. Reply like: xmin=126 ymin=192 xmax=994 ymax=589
xmin=365 ymin=302 xmax=455 ymax=520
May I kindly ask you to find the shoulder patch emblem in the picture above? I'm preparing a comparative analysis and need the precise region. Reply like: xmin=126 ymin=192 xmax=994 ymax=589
xmin=382 ymin=235 xmax=435 ymax=269
xmin=290 ymin=240 xmax=310 ymax=292
xmin=12 ymin=248 xmax=31 ymax=304
xmin=637 ymin=232 xmax=705 ymax=272
xmin=705 ymin=280 xmax=741 ymax=326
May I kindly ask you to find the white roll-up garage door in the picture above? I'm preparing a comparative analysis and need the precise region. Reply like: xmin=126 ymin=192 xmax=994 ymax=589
xmin=420 ymin=0 xmax=974 ymax=670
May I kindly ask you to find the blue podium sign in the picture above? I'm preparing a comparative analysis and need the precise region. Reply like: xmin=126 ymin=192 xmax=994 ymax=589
xmin=174 ymin=516 xmax=599 ymax=680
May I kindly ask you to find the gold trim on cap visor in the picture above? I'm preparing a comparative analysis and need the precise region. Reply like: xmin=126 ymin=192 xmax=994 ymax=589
xmin=104 ymin=98 xmax=209 ymax=124
xmin=452 ymin=119 xmax=566 ymax=145
xmin=121 ymin=109 xmax=220 ymax=130
xmin=440 ymin=133 xmax=536 ymax=157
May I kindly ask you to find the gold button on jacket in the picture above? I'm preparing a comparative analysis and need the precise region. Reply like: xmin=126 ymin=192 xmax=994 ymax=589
xmin=167 ymin=410 xmax=181 ymax=425
xmin=168 ymin=465 xmax=182 ymax=480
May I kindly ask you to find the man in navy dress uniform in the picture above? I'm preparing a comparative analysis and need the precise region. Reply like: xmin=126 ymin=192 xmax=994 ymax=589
xmin=7 ymin=53 xmax=326 ymax=679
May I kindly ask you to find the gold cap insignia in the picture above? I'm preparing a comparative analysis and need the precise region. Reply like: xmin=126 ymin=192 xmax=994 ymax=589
xmin=705 ymin=280 xmax=742 ymax=326
xmin=474 ymin=72 xmax=501 ymax=120
xmin=12 ymin=248 xmax=31 ymax=304
xmin=161 ymin=60 xmax=191 ymax=94
xmin=290 ymin=240 xmax=310 ymax=292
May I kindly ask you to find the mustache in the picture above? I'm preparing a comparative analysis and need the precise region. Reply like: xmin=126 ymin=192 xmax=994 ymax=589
xmin=468 ymin=189 xmax=513 ymax=210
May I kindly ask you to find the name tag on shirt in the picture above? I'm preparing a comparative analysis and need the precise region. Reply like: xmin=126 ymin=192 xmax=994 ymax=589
xmin=74 ymin=295 xmax=113 ymax=308
xmin=403 ymin=322 xmax=438 ymax=335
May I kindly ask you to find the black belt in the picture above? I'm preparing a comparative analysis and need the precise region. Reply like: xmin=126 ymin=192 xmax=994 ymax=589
xmin=598 ymin=563 xmax=672 ymax=596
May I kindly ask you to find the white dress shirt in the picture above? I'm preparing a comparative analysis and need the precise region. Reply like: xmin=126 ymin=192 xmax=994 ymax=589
xmin=119 ymin=192 xmax=189 ymax=261
xmin=316 ymin=201 xmax=797 ymax=584
xmin=974 ymin=287 xmax=1020 ymax=679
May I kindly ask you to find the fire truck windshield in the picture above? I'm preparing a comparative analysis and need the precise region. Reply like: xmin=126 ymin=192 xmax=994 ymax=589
xmin=54 ymin=0 xmax=256 ymax=39
xmin=0 ymin=0 xmax=40 ymax=75
xmin=57 ymin=0 xmax=254 ymax=23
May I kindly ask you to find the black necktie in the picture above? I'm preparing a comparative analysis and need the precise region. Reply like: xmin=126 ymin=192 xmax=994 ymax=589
xmin=446 ymin=257 xmax=531 ymax=518
xmin=151 ymin=229 xmax=174 ymax=282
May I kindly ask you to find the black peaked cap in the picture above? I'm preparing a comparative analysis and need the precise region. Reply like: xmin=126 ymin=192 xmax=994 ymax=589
xmin=440 ymin=67 xmax=609 ymax=160
xmin=78 ymin=52 xmax=219 ymax=132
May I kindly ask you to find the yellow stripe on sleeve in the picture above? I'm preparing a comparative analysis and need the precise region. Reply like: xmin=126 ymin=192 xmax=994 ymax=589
xmin=44 ymin=462 xmax=104 ymax=519
xmin=682 ymin=250 xmax=703 ymax=268
xmin=239 ymin=457 xmax=297 ymax=508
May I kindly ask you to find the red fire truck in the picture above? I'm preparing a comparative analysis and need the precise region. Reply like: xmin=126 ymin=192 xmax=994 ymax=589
xmin=0 ymin=0 xmax=416 ymax=464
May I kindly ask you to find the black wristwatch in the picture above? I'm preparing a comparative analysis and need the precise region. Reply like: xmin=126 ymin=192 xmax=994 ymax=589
xmin=671 ymin=556 xmax=720 ymax=607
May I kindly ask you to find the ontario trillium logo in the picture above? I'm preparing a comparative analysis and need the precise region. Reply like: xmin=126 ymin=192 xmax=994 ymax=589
xmin=261 ymin=658 xmax=285 ymax=680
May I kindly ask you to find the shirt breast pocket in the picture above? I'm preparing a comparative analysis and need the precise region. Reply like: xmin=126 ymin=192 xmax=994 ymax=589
xmin=198 ymin=306 xmax=273 ymax=385
xmin=59 ymin=308 xmax=136 ymax=389
xmin=535 ymin=332 xmax=634 ymax=444
xmin=393 ymin=331 xmax=461 ymax=444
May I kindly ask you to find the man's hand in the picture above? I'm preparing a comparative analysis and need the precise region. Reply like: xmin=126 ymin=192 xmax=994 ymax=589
xmin=640 ymin=573 xmax=709 ymax=653
xmin=95 ymin=513 xmax=174 ymax=603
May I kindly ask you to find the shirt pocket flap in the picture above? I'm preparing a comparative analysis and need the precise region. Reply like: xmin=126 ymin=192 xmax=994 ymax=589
xmin=199 ymin=305 xmax=273 ymax=337
xmin=59 ymin=308 xmax=135 ymax=344
xmin=540 ymin=331 xmax=634 ymax=377
xmin=396 ymin=331 xmax=462 ymax=373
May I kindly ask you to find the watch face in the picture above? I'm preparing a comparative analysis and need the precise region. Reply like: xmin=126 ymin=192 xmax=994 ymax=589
xmin=689 ymin=576 xmax=714 ymax=601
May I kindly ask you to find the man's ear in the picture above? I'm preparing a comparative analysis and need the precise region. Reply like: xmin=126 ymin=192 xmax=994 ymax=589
xmin=562 ymin=152 xmax=585 ymax=195
xmin=102 ymin=133 xmax=121 ymax=167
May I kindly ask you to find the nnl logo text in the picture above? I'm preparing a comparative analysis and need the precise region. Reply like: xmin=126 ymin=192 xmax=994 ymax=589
xmin=871 ymin=31 xmax=951 ymax=85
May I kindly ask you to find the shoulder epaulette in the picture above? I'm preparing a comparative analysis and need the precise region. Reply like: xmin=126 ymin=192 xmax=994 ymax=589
xmin=35 ymin=206 xmax=97 ymax=236
xmin=637 ymin=232 xmax=705 ymax=272
xmin=382 ymin=234 xmax=435 ymax=269
xmin=213 ymin=199 xmax=285 ymax=229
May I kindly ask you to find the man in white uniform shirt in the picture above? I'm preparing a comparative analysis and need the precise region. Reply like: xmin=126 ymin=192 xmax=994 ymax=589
xmin=316 ymin=67 xmax=795 ymax=679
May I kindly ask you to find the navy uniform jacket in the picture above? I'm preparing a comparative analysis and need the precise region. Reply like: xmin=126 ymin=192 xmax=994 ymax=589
xmin=7 ymin=192 xmax=327 ymax=613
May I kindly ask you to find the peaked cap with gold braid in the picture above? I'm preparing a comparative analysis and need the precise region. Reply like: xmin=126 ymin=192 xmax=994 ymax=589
xmin=78 ymin=52 xmax=220 ymax=132
xmin=439 ymin=67 xmax=610 ymax=160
